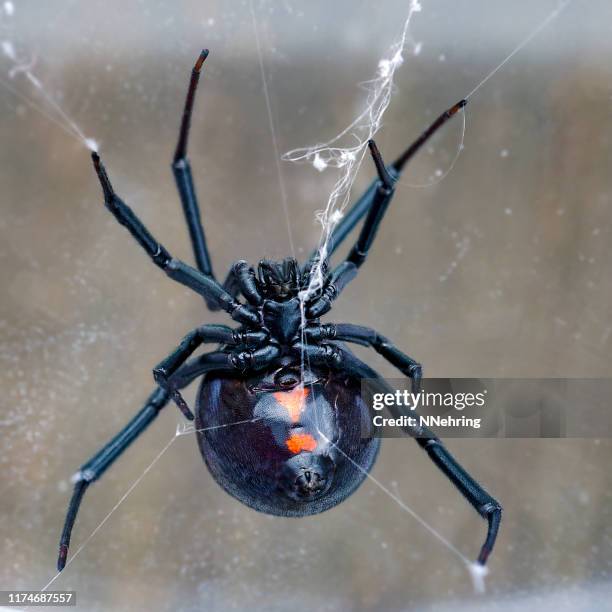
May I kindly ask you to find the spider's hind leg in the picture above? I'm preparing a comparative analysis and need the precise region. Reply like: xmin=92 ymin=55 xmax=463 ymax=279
xmin=417 ymin=437 xmax=502 ymax=565
xmin=57 ymin=387 xmax=170 ymax=571
xmin=153 ymin=323 xmax=268 ymax=420
xmin=293 ymin=340 xmax=502 ymax=566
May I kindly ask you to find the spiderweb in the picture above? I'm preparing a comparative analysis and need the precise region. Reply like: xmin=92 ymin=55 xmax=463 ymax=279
xmin=0 ymin=1 xmax=97 ymax=151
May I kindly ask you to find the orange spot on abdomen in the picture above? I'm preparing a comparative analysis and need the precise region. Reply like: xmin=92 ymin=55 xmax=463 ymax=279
xmin=274 ymin=386 xmax=309 ymax=423
xmin=286 ymin=432 xmax=317 ymax=454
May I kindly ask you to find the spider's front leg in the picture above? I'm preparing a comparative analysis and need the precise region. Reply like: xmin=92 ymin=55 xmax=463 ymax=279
xmin=172 ymin=50 xmax=215 ymax=281
xmin=91 ymin=153 xmax=258 ymax=327
xmin=153 ymin=324 xmax=269 ymax=419
xmin=304 ymin=101 xmax=467 ymax=315
xmin=305 ymin=99 xmax=466 ymax=264
xmin=304 ymin=141 xmax=397 ymax=318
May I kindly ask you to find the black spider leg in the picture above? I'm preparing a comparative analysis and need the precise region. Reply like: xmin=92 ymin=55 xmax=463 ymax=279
xmin=57 ymin=339 xmax=279 ymax=573
xmin=92 ymin=153 xmax=258 ymax=327
xmin=306 ymin=140 xmax=396 ymax=318
xmin=58 ymin=386 xmax=170 ymax=571
xmin=292 ymin=341 xmax=502 ymax=566
xmin=304 ymin=323 xmax=422 ymax=393
xmin=172 ymin=50 xmax=216 ymax=286
xmin=304 ymin=98 xmax=467 ymax=267
xmin=170 ymin=343 xmax=282 ymax=390
xmin=153 ymin=323 xmax=268 ymax=420
xmin=171 ymin=52 xmax=264 ymax=310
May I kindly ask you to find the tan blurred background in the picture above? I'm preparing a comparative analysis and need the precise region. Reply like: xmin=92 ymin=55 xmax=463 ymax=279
xmin=1 ymin=1 xmax=612 ymax=610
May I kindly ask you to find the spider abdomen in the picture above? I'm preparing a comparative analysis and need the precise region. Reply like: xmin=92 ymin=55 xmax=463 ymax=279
xmin=195 ymin=363 xmax=380 ymax=517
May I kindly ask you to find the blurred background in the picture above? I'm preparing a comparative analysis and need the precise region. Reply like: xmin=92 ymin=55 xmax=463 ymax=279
xmin=1 ymin=0 xmax=612 ymax=610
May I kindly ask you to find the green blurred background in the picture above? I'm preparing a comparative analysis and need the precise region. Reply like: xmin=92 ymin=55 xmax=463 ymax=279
xmin=1 ymin=1 xmax=611 ymax=610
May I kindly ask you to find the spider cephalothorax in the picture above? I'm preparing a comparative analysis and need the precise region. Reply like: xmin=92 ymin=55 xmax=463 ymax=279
xmin=57 ymin=50 xmax=500 ymax=573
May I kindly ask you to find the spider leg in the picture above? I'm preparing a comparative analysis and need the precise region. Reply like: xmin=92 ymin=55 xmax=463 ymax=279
xmin=306 ymin=140 xmax=395 ymax=317
xmin=172 ymin=51 xmax=261 ymax=310
xmin=57 ymin=341 xmax=279 ymax=573
xmin=153 ymin=323 xmax=268 ymax=420
xmin=304 ymin=323 xmax=422 ymax=392
xmin=292 ymin=340 xmax=501 ymax=566
xmin=91 ymin=153 xmax=258 ymax=326
xmin=172 ymin=50 xmax=216 ymax=282
xmin=305 ymin=98 xmax=467 ymax=266
xmin=57 ymin=386 xmax=170 ymax=571
xmin=305 ymin=101 xmax=466 ymax=318
xmin=343 ymin=139 xmax=397 ymax=268
xmin=170 ymin=344 xmax=282 ymax=390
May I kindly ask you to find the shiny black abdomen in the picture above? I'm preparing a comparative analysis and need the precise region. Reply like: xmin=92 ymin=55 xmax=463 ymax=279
xmin=195 ymin=361 xmax=380 ymax=517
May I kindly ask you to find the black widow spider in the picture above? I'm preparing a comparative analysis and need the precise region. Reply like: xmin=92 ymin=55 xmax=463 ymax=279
xmin=57 ymin=50 xmax=501 ymax=572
